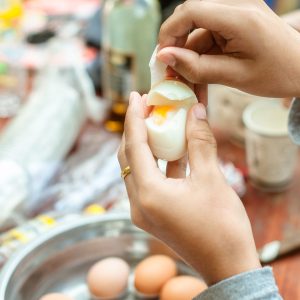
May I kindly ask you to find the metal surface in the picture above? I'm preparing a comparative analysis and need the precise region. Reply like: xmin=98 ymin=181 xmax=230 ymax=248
xmin=0 ymin=213 xmax=197 ymax=300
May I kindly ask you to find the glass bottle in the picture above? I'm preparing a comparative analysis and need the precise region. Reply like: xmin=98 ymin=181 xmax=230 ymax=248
xmin=102 ymin=0 xmax=161 ymax=132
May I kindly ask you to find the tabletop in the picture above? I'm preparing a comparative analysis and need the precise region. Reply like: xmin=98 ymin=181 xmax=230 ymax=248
xmin=216 ymin=130 xmax=300 ymax=300
xmin=0 ymin=117 xmax=299 ymax=299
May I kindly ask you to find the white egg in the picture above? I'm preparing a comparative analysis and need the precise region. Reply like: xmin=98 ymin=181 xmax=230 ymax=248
xmin=146 ymin=80 xmax=197 ymax=161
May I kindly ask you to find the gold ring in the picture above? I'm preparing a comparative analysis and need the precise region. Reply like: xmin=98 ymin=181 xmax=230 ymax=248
xmin=121 ymin=166 xmax=131 ymax=179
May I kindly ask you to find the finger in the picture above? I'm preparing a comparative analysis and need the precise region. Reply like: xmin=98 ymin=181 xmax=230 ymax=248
xmin=157 ymin=47 xmax=243 ymax=85
xmin=186 ymin=103 xmax=218 ymax=175
xmin=118 ymin=133 xmax=152 ymax=231
xmin=124 ymin=92 xmax=164 ymax=185
xmin=184 ymin=29 xmax=216 ymax=54
xmin=141 ymin=94 xmax=152 ymax=117
xmin=159 ymin=1 xmax=242 ymax=48
xmin=194 ymin=84 xmax=208 ymax=106
xmin=166 ymin=156 xmax=187 ymax=179
xmin=118 ymin=134 xmax=136 ymax=200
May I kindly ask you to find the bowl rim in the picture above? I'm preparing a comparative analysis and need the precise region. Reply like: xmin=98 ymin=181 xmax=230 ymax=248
xmin=0 ymin=212 xmax=131 ymax=298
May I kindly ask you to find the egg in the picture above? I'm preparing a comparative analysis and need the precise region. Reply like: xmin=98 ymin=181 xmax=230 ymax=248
xmin=134 ymin=255 xmax=177 ymax=297
xmin=145 ymin=80 xmax=197 ymax=161
xmin=39 ymin=294 xmax=73 ymax=300
xmin=160 ymin=276 xmax=207 ymax=300
xmin=87 ymin=257 xmax=130 ymax=299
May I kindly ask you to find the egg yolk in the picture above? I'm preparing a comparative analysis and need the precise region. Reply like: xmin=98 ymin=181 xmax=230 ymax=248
xmin=152 ymin=105 xmax=175 ymax=125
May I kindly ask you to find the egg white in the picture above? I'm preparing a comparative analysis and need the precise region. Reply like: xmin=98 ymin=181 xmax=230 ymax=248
xmin=145 ymin=106 xmax=189 ymax=161
xmin=145 ymin=79 xmax=197 ymax=161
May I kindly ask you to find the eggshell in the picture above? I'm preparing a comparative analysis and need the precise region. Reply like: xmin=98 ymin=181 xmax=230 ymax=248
xmin=160 ymin=276 xmax=207 ymax=300
xmin=39 ymin=294 xmax=73 ymax=300
xmin=145 ymin=107 xmax=188 ymax=161
xmin=87 ymin=257 xmax=130 ymax=299
xmin=149 ymin=45 xmax=166 ymax=87
xmin=147 ymin=80 xmax=197 ymax=106
xmin=134 ymin=255 xmax=177 ymax=296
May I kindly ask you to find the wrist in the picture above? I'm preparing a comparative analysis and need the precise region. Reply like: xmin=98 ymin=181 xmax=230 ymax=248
xmin=201 ymin=238 xmax=262 ymax=286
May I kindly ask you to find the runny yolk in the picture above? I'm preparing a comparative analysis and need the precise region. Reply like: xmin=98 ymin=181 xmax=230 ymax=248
xmin=152 ymin=105 xmax=175 ymax=125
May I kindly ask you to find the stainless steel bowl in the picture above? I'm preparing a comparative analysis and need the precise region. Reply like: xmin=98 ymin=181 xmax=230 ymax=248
xmin=0 ymin=213 xmax=198 ymax=300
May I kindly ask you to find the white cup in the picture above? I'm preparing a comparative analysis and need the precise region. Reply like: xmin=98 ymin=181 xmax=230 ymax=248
xmin=243 ymin=100 xmax=298 ymax=191
xmin=208 ymin=85 xmax=278 ymax=143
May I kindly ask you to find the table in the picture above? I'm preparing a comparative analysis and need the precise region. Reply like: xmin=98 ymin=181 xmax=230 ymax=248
xmin=0 ymin=117 xmax=299 ymax=299
xmin=216 ymin=131 xmax=300 ymax=300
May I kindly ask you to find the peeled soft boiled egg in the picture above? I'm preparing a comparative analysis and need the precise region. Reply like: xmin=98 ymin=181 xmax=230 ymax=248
xmin=145 ymin=79 xmax=197 ymax=161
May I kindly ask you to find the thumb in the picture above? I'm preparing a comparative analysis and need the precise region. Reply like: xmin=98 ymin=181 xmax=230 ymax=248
xmin=157 ymin=47 xmax=241 ymax=85
xmin=186 ymin=103 xmax=217 ymax=174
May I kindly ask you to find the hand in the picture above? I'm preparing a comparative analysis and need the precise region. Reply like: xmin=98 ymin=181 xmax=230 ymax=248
xmin=157 ymin=0 xmax=300 ymax=98
xmin=118 ymin=92 xmax=261 ymax=285
xmin=282 ymin=9 xmax=300 ymax=32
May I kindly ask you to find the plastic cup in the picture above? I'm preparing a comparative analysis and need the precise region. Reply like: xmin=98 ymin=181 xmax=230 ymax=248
xmin=243 ymin=100 xmax=298 ymax=191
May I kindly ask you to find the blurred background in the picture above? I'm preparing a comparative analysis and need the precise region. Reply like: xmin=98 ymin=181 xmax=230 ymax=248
xmin=0 ymin=0 xmax=300 ymax=299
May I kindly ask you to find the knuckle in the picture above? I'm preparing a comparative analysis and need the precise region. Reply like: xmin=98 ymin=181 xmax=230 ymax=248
xmin=174 ymin=3 xmax=184 ymax=14
xmin=190 ymin=126 xmax=217 ymax=148
xmin=138 ymin=191 xmax=156 ymax=212
xmin=244 ymin=8 xmax=264 ymax=28
xmin=130 ymin=209 xmax=144 ymax=229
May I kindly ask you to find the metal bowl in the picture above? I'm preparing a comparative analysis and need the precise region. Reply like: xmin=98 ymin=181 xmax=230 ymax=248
xmin=0 ymin=213 xmax=198 ymax=300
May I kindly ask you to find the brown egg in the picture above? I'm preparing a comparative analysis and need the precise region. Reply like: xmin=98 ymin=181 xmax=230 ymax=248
xmin=134 ymin=255 xmax=177 ymax=296
xmin=87 ymin=257 xmax=130 ymax=298
xmin=39 ymin=294 xmax=73 ymax=300
xmin=160 ymin=275 xmax=207 ymax=300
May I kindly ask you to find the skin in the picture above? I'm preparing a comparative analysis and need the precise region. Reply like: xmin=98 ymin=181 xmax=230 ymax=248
xmin=282 ymin=9 xmax=300 ymax=33
xmin=118 ymin=0 xmax=300 ymax=287
xmin=118 ymin=93 xmax=261 ymax=285
xmin=157 ymin=0 xmax=300 ymax=98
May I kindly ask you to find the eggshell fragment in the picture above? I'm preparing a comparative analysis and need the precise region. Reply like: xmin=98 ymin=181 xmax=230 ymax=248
xmin=134 ymin=255 xmax=177 ymax=296
xmin=147 ymin=80 xmax=197 ymax=106
xmin=160 ymin=276 xmax=207 ymax=300
xmin=87 ymin=257 xmax=130 ymax=299
xmin=39 ymin=294 xmax=73 ymax=300
xmin=149 ymin=45 xmax=167 ymax=87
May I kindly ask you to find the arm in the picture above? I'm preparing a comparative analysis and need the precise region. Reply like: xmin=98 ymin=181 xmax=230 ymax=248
xmin=118 ymin=92 xmax=261 ymax=286
xmin=194 ymin=267 xmax=282 ymax=300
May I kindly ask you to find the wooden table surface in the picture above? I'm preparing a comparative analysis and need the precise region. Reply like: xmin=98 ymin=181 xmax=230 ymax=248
xmin=216 ymin=130 xmax=300 ymax=300
xmin=0 ymin=116 xmax=299 ymax=299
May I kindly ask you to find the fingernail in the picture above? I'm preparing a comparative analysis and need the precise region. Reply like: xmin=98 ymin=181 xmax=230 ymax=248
xmin=157 ymin=52 xmax=176 ymax=67
xmin=193 ymin=104 xmax=207 ymax=120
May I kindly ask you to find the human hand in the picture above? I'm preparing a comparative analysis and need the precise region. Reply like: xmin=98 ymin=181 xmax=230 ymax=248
xmin=157 ymin=0 xmax=300 ymax=98
xmin=282 ymin=9 xmax=300 ymax=32
xmin=118 ymin=92 xmax=261 ymax=285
